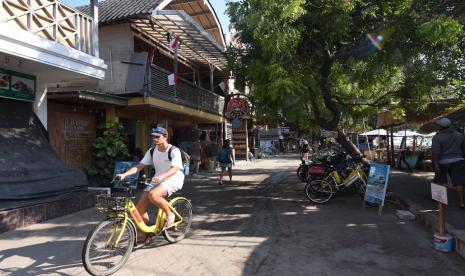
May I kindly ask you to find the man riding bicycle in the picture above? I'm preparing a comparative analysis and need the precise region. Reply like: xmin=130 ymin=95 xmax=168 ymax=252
xmin=116 ymin=127 xmax=184 ymax=229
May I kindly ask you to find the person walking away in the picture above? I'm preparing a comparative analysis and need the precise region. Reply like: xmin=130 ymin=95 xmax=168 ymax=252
xmin=218 ymin=140 xmax=235 ymax=185
xmin=116 ymin=127 xmax=185 ymax=233
xmin=301 ymin=140 xmax=310 ymax=161
xmin=432 ymin=118 xmax=465 ymax=209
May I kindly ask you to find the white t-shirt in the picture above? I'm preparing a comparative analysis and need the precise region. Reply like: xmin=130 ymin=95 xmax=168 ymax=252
xmin=140 ymin=145 xmax=184 ymax=184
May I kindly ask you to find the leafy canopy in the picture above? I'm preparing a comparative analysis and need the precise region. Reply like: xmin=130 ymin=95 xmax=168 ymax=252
xmin=227 ymin=0 xmax=465 ymax=133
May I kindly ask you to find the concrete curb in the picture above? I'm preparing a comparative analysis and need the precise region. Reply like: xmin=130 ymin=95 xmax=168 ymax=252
xmin=396 ymin=194 xmax=465 ymax=259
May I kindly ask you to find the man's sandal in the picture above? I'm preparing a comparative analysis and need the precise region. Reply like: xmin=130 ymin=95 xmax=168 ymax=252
xmin=163 ymin=213 xmax=176 ymax=230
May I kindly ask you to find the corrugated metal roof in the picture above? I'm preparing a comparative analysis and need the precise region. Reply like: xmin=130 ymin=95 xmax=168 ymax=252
xmin=78 ymin=0 xmax=161 ymax=23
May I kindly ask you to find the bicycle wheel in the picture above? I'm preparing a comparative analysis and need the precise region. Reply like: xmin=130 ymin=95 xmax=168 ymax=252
xmin=163 ymin=198 xmax=192 ymax=243
xmin=82 ymin=218 xmax=135 ymax=276
xmin=305 ymin=178 xmax=334 ymax=204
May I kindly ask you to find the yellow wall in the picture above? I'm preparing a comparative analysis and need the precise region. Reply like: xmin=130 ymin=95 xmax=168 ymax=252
xmin=128 ymin=97 xmax=223 ymax=123
xmin=105 ymin=107 xmax=119 ymax=122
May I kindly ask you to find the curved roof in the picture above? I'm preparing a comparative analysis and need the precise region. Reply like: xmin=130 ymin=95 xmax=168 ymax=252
xmin=78 ymin=0 xmax=225 ymax=47
xmin=168 ymin=0 xmax=226 ymax=47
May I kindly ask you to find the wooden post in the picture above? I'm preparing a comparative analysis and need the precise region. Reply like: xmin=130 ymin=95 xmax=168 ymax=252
xmin=390 ymin=127 xmax=395 ymax=166
xmin=438 ymin=202 xmax=446 ymax=235
xmin=209 ymin=63 xmax=215 ymax=92
xmin=386 ymin=128 xmax=390 ymax=164
xmin=90 ymin=0 xmax=99 ymax=57
xmin=174 ymin=46 xmax=178 ymax=98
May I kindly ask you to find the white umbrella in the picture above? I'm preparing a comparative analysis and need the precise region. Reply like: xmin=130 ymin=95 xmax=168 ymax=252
xmin=359 ymin=129 xmax=387 ymax=136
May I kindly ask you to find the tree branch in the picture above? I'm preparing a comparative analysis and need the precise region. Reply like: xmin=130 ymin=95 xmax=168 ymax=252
xmin=320 ymin=51 xmax=341 ymax=129
xmin=333 ymin=90 xmax=398 ymax=107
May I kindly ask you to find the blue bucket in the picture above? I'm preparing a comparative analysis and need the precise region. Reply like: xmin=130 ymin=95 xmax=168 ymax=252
xmin=433 ymin=233 xmax=454 ymax=252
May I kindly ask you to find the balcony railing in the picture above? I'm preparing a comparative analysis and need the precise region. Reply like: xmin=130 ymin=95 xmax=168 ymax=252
xmin=150 ymin=65 xmax=224 ymax=116
xmin=1 ymin=0 xmax=95 ymax=55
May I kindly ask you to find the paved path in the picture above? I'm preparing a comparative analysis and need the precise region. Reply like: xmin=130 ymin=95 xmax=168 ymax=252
xmin=390 ymin=170 xmax=465 ymax=229
xmin=1 ymin=155 xmax=465 ymax=275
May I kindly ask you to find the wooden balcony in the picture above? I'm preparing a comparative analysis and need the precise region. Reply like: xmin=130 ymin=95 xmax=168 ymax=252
xmin=1 ymin=0 xmax=96 ymax=55
xmin=150 ymin=65 xmax=224 ymax=116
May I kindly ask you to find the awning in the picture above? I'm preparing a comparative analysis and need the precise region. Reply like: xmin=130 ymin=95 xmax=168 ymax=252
xmin=131 ymin=9 xmax=227 ymax=71
xmin=47 ymin=91 xmax=128 ymax=106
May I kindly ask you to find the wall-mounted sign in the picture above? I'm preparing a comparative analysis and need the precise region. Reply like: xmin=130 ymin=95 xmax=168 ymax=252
xmin=0 ymin=68 xmax=36 ymax=102
xmin=227 ymin=97 xmax=249 ymax=119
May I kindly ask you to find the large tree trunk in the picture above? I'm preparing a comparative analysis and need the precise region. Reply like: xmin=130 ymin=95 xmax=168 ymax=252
xmin=335 ymin=129 xmax=362 ymax=159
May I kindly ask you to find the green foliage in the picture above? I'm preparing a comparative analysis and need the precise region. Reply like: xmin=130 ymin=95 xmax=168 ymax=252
xmin=227 ymin=0 xmax=465 ymax=133
xmin=87 ymin=121 xmax=129 ymax=180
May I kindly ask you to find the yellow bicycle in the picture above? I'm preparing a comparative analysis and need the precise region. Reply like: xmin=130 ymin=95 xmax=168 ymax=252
xmin=305 ymin=163 xmax=368 ymax=204
xmin=82 ymin=180 xmax=192 ymax=276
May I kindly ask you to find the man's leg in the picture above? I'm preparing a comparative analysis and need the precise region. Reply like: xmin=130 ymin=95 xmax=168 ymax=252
xmin=457 ymin=186 xmax=465 ymax=207
xmin=228 ymin=167 xmax=232 ymax=182
xmin=449 ymin=161 xmax=465 ymax=208
xmin=147 ymin=185 xmax=173 ymax=222
xmin=135 ymin=192 xmax=151 ymax=224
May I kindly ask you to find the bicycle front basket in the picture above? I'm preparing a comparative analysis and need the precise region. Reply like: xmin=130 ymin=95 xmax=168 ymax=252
xmin=95 ymin=194 xmax=127 ymax=213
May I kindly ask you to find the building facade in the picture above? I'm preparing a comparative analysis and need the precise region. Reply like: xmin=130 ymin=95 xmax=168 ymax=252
xmin=49 ymin=0 xmax=229 ymax=171
xmin=0 ymin=0 xmax=108 ymax=199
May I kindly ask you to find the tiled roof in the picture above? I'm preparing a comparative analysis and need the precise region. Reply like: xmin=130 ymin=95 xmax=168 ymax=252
xmin=78 ymin=0 xmax=161 ymax=24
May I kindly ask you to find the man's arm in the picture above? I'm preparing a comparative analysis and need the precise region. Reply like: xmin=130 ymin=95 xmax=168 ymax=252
xmin=116 ymin=163 xmax=145 ymax=180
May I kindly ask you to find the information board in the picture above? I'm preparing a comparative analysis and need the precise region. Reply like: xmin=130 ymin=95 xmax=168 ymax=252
xmin=364 ymin=163 xmax=390 ymax=206
xmin=0 ymin=68 xmax=36 ymax=102
xmin=113 ymin=161 xmax=140 ymax=189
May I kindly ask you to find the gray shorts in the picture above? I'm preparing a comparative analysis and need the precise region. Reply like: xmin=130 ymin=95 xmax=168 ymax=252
xmin=143 ymin=179 xmax=183 ymax=197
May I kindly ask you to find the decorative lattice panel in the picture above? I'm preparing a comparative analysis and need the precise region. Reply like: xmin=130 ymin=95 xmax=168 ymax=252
xmin=1 ymin=0 xmax=94 ymax=54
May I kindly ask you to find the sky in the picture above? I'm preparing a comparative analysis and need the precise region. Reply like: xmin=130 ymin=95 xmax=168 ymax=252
xmin=62 ymin=0 xmax=230 ymax=34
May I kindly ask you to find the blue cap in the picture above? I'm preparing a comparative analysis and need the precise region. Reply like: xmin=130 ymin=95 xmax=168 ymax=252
xmin=151 ymin=127 xmax=168 ymax=136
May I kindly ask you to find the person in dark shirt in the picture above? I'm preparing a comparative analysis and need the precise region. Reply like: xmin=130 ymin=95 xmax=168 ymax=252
xmin=301 ymin=140 xmax=310 ymax=161
xmin=218 ymin=140 xmax=235 ymax=185
xmin=432 ymin=118 xmax=465 ymax=209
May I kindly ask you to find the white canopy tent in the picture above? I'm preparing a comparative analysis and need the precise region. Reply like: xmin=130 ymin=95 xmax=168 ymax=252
xmin=392 ymin=130 xmax=424 ymax=137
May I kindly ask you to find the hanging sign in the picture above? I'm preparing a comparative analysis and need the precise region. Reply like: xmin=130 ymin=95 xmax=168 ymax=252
xmin=232 ymin=118 xmax=242 ymax=129
xmin=0 ymin=68 xmax=36 ymax=102
xmin=227 ymin=97 xmax=249 ymax=118
xmin=431 ymin=183 xmax=448 ymax=205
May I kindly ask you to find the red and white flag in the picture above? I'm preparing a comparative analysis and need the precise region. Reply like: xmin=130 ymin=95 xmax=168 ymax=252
xmin=218 ymin=78 xmax=229 ymax=92
xmin=169 ymin=35 xmax=181 ymax=52
xmin=168 ymin=73 xmax=179 ymax=85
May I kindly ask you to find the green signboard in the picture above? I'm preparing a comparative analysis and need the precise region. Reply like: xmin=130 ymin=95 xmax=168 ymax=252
xmin=0 ymin=68 xmax=36 ymax=102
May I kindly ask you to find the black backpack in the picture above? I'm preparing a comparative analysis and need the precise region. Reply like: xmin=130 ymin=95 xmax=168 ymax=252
xmin=150 ymin=146 xmax=191 ymax=176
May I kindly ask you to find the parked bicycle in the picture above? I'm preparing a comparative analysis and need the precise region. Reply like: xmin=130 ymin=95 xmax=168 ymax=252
xmin=82 ymin=179 xmax=192 ymax=276
xmin=305 ymin=162 xmax=370 ymax=204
